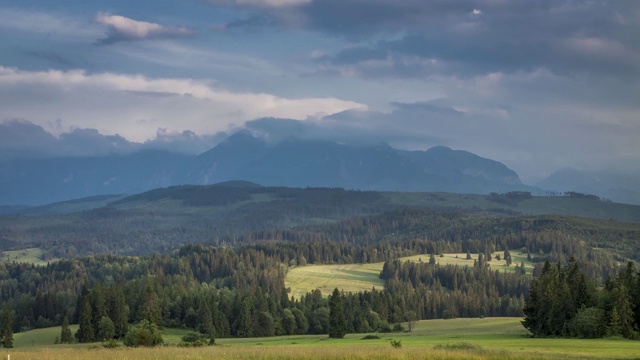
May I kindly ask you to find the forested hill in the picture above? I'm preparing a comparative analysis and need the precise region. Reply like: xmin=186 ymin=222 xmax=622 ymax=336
xmin=1 ymin=183 xmax=639 ymax=262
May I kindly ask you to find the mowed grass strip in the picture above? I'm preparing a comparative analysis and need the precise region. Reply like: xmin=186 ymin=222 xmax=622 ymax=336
xmin=286 ymin=251 xmax=534 ymax=298
xmin=8 ymin=318 xmax=640 ymax=359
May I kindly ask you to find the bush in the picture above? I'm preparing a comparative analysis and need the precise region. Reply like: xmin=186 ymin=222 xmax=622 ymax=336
xmin=361 ymin=334 xmax=380 ymax=340
xmin=390 ymin=339 xmax=402 ymax=348
xmin=392 ymin=323 xmax=405 ymax=332
xmin=102 ymin=339 xmax=120 ymax=348
xmin=123 ymin=320 xmax=163 ymax=347
xmin=179 ymin=332 xmax=213 ymax=347
xmin=377 ymin=322 xmax=392 ymax=333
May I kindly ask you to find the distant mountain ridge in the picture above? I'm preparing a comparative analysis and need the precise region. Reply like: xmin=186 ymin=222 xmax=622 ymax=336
xmin=0 ymin=132 xmax=534 ymax=205
xmin=537 ymin=168 xmax=640 ymax=206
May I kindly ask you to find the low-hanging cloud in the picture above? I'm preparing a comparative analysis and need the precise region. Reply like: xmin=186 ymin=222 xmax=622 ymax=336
xmin=0 ymin=66 xmax=365 ymax=142
xmin=96 ymin=13 xmax=195 ymax=44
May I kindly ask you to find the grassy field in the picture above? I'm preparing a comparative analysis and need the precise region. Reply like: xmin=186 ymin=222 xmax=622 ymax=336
xmin=0 ymin=247 xmax=58 ymax=265
xmin=286 ymin=251 xmax=534 ymax=297
xmin=6 ymin=318 xmax=640 ymax=359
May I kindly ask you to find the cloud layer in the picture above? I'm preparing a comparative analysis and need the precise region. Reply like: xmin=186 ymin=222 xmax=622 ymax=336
xmin=0 ymin=66 xmax=365 ymax=142
xmin=96 ymin=13 xmax=195 ymax=44
xmin=0 ymin=1 xmax=639 ymax=183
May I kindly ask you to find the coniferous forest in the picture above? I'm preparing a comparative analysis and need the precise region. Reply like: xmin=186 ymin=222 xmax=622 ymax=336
xmin=1 ymin=196 xmax=640 ymax=344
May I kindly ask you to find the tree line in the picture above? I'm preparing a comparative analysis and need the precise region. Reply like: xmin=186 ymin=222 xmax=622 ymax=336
xmin=523 ymin=258 xmax=640 ymax=339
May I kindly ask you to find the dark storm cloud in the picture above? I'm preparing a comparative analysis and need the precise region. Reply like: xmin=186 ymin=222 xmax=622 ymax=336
xmin=220 ymin=0 xmax=640 ymax=78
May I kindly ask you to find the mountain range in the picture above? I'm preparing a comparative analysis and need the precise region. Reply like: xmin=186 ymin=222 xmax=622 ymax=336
xmin=0 ymin=131 xmax=535 ymax=206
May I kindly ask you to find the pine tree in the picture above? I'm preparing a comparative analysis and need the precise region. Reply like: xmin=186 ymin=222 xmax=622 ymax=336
xmin=60 ymin=316 xmax=73 ymax=344
xmin=75 ymin=296 xmax=95 ymax=342
xmin=612 ymin=285 xmax=636 ymax=339
xmin=107 ymin=285 xmax=129 ymax=338
xmin=328 ymin=288 xmax=346 ymax=338
xmin=1 ymin=310 xmax=13 ymax=348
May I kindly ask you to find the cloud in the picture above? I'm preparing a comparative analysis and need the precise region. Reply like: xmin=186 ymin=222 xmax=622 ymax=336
xmin=96 ymin=13 xmax=195 ymax=44
xmin=216 ymin=0 xmax=640 ymax=79
xmin=243 ymin=102 xmax=464 ymax=148
xmin=143 ymin=128 xmax=228 ymax=154
xmin=0 ymin=119 xmax=229 ymax=159
xmin=204 ymin=0 xmax=310 ymax=8
xmin=0 ymin=66 xmax=365 ymax=142
xmin=0 ymin=119 xmax=138 ymax=159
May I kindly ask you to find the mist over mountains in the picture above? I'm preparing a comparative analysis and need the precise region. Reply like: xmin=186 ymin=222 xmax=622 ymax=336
xmin=2 ymin=128 xmax=639 ymax=207
xmin=1 ymin=131 xmax=534 ymax=206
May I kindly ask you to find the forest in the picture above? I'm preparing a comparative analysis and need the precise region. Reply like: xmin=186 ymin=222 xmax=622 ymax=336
xmin=1 ymin=202 xmax=639 ymax=344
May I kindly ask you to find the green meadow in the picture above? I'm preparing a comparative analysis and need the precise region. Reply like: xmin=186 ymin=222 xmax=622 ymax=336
xmin=6 ymin=318 xmax=640 ymax=359
xmin=286 ymin=251 xmax=534 ymax=298
xmin=0 ymin=248 xmax=58 ymax=266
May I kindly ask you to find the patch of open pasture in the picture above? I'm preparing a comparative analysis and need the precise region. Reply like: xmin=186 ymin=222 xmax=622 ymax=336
xmin=13 ymin=324 xmax=79 ymax=348
xmin=401 ymin=251 xmax=534 ymax=274
xmin=0 ymin=247 xmax=59 ymax=265
xmin=286 ymin=250 xmax=535 ymax=298
xmin=285 ymin=263 xmax=384 ymax=298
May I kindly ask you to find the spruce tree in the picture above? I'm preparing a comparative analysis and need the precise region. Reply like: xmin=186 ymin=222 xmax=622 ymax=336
xmin=107 ymin=285 xmax=129 ymax=338
xmin=328 ymin=288 xmax=346 ymax=338
xmin=75 ymin=296 xmax=95 ymax=342
xmin=1 ymin=310 xmax=13 ymax=348
xmin=60 ymin=316 xmax=73 ymax=344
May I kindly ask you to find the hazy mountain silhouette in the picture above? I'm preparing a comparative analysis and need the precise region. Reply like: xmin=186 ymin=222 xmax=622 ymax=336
xmin=0 ymin=132 xmax=533 ymax=205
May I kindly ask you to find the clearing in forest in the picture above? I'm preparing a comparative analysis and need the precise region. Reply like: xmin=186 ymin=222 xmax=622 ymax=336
xmin=286 ymin=251 xmax=534 ymax=298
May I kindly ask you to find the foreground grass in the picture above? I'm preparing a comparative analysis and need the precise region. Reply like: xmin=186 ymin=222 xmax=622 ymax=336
xmin=286 ymin=251 xmax=534 ymax=297
xmin=6 ymin=318 xmax=640 ymax=359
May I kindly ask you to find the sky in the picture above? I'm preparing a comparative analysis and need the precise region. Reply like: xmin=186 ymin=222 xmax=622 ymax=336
xmin=0 ymin=0 xmax=639 ymax=182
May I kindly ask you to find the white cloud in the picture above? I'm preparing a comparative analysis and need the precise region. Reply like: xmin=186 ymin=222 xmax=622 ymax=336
xmin=206 ymin=0 xmax=310 ymax=8
xmin=96 ymin=13 xmax=194 ymax=43
xmin=0 ymin=66 xmax=365 ymax=142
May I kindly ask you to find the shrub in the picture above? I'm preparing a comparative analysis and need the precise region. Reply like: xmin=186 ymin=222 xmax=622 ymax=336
xmin=123 ymin=320 xmax=163 ymax=347
xmin=179 ymin=332 xmax=213 ymax=347
xmin=390 ymin=339 xmax=402 ymax=348
xmin=392 ymin=323 xmax=405 ymax=332
xmin=377 ymin=322 xmax=392 ymax=333
xmin=102 ymin=339 xmax=120 ymax=348
xmin=361 ymin=334 xmax=380 ymax=340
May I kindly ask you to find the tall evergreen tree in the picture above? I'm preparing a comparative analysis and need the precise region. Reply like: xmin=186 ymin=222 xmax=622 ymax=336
xmin=107 ymin=285 xmax=129 ymax=338
xmin=75 ymin=296 xmax=95 ymax=342
xmin=1 ymin=310 xmax=13 ymax=348
xmin=60 ymin=316 xmax=73 ymax=344
xmin=328 ymin=288 xmax=346 ymax=338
